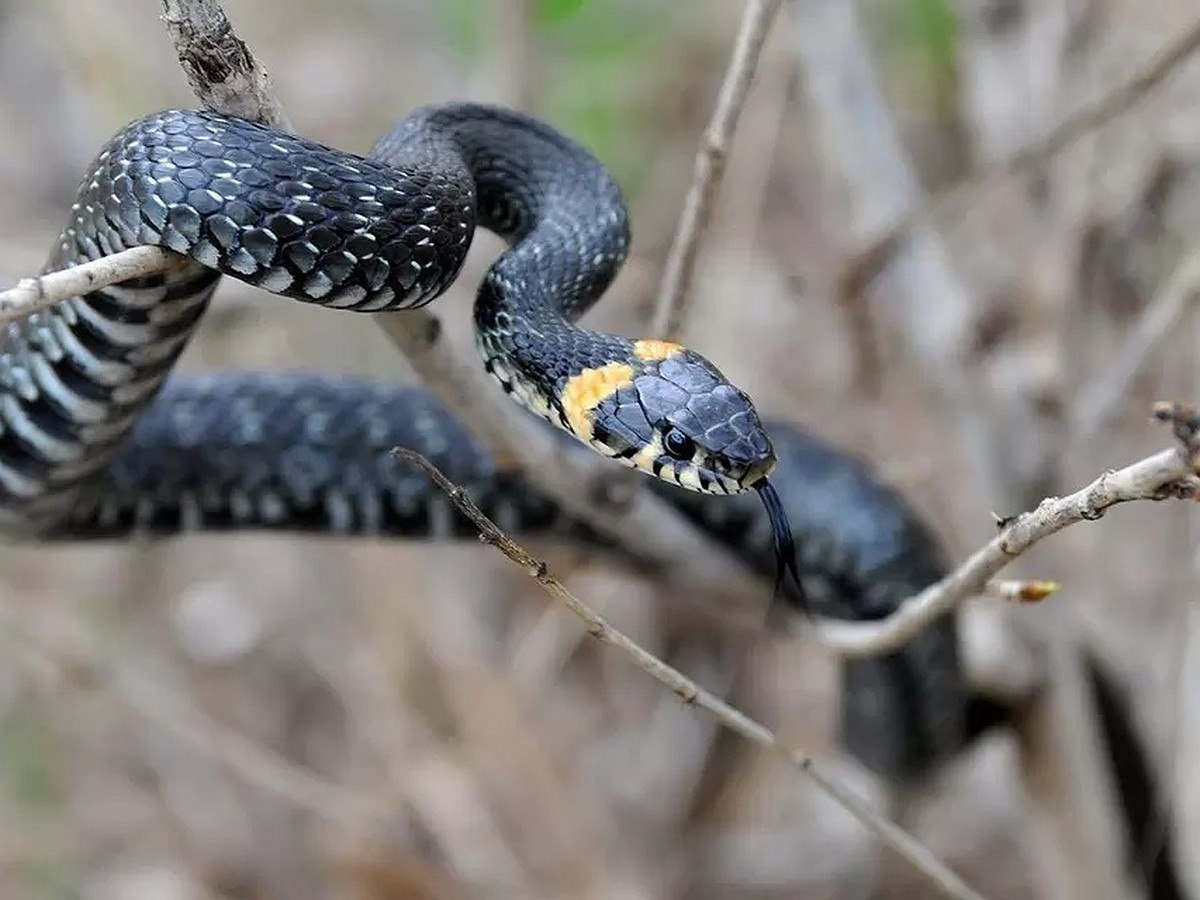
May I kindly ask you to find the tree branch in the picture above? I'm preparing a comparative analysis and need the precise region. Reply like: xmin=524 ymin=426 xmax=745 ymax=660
xmin=160 ymin=0 xmax=291 ymax=129
xmin=818 ymin=404 xmax=1200 ymax=657
xmin=392 ymin=447 xmax=985 ymax=900
xmin=650 ymin=0 xmax=782 ymax=340
xmin=0 ymin=247 xmax=176 ymax=323
xmin=842 ymin=13 xmax=1200 ymax=294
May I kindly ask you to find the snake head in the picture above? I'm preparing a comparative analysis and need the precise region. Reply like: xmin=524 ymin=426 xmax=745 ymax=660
xmin=561 ymin=339 xmax=776 ymax=495
xmin=560 ymin=338 xmax=804 ymax=605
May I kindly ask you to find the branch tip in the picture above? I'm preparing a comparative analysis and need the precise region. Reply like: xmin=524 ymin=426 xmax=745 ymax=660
xmin=1020 ymin=581 xmax=1059 ymax=603
xmin=1152 ymin=400 xmax=1200 ymax=464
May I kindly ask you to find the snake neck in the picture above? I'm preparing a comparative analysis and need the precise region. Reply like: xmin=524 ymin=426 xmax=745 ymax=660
xmin=376 ymin=103 xmax=633 ymax=428
xmin=373 ymin=105 xmax=631 ymax=310
xmin=473 ymin=268 xmax=636 ymax=426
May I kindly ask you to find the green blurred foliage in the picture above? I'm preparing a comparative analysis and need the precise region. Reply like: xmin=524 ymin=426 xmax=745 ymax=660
xmin=900 ymin=0 xmax=958 ymax=85
xmin=865 ymin=0 xmax=961 ymax=126
xmin=430 ymin=0 xmax=670 ymax=191
xmin=534 ymin=0 xmax=590 ymax=27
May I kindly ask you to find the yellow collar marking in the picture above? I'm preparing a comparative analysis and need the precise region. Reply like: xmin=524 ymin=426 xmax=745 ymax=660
xmin=633 ymin=339 xmax=684 ymax=361
xmin=561 ymin=362 xmax=635 ymax=440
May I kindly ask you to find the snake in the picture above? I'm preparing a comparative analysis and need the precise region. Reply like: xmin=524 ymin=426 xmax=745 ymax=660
xmin=0 ymin=101 xmax=962 ymax=778
xmin=0 ymin=100 xmax=1008 ymax=785
xmin=0 ymin=107 xmax=1187 ymax=888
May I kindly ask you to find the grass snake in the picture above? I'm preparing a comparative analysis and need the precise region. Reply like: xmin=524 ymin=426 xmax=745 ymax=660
xmin=2 ymin=103 xmax=969 ymax=781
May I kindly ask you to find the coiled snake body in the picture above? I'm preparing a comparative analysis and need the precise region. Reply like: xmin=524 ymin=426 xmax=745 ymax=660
xmin=0 ymin=104 xmax=964 ymax=780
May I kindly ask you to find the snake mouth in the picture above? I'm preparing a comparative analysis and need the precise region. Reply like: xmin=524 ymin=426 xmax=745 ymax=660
xmin=712 ymin=454 xmax=775 ymax=494
xmin=740 ymin=456 xmax=776 ymax=490
xmin=698 ymin=455 xmax=777 ymax=495
xmin=660 ymin=460 xmax=772 ymax=495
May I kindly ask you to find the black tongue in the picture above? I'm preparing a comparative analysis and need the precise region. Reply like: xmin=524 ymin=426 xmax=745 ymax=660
xmin=755 ymin=478 xmax=807 ymax=613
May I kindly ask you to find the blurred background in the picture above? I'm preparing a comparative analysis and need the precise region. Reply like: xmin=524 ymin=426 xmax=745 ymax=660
xmin=1 ymin=0 xmax=1199 ymax=896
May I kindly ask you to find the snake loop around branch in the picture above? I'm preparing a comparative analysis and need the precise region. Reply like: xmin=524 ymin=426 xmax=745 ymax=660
xmin=0 ymin=102 xmax=963 ymax=780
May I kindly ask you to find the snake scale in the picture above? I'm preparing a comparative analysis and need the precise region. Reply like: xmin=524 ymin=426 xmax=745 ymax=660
xmin=2 ymin=102 xmax=969 ymax=780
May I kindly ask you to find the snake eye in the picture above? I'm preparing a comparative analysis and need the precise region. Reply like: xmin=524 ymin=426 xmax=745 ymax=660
xmin=662 ymin=426 xmax=696 ymax=460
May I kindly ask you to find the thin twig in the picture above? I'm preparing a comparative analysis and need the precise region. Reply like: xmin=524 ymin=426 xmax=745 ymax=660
xmin=392 ymin=447 xmax=985 ymax=900
xmin=980 ymin=14 xmax=1200 ymax=189
xmin=842 ymin=13 xmax=1200 ymax=293
xmin=1072 ymin=251 xmax=1200 ymax=440
xmin=650 ymin=0 xmax=782 ymax=340
xmin=818 ymin=405 xmax=1200 ymax=657
xmin=0 ymin=247 xmax=176 ymax=323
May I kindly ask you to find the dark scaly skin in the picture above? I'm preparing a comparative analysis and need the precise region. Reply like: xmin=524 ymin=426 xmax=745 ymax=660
xmin=1 ymin=108 xmax=474 ymax=534
xmin=0 ymin=104 xmax=774 ymax=539
xmin=374 ymin=107 xmax=773 ymax=494
xmin=44 ymin=372 xmax=965 ymax=781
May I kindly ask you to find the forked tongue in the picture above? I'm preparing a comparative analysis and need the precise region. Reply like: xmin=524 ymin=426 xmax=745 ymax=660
xmin=754 ymin=478 xmax=806 ymax=612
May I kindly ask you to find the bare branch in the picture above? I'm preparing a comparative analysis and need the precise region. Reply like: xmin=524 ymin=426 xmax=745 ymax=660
xmin=818 ymin=406 xmax=1200 ymax=657
xmin=843 ymin=13 xmax=1200 ymax=291
xmin=0 ymin=247 xmax=175 ymax=323
xmin=160 ymin=0 xmax=291 ymax=129
xmin=650 ymin=0 xmax=782 ymax=340
xmin=1072 ymin=252 xmax=1200 ymax=440
xmin=393 ymin=447 xmax=986 ymax=900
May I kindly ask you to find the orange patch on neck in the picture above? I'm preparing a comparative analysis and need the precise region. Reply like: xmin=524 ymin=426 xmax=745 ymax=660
xmin=561 ymin=362 xmax=635 ymax=439
xmin=633 ymin=339 xmax=684 ymax=362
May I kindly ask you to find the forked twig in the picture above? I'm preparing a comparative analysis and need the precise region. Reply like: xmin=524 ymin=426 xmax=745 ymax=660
xmin=650 ymin=0 xmax=782 ymax=340
xmin=392 ymin=446 xmax=986 ymax=900
xmin=818 ymin=405 xmax=1200 ymax=657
